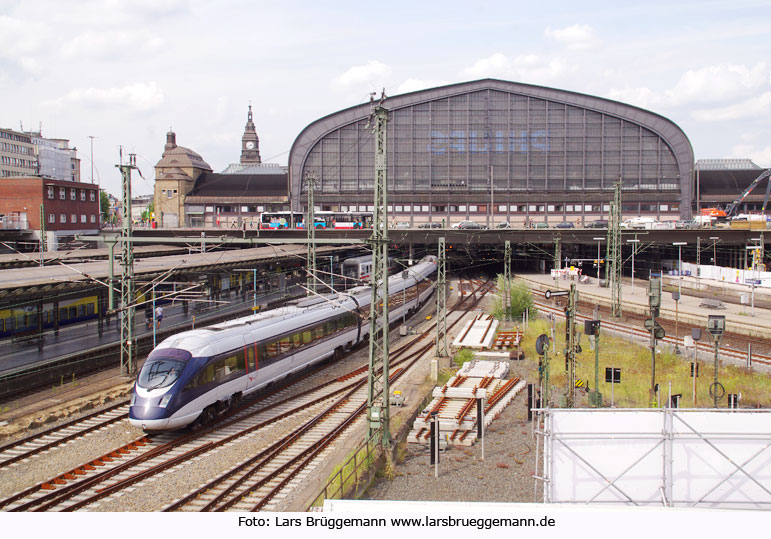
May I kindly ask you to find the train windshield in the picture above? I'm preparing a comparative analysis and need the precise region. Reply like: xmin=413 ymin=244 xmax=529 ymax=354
xmin=137 ymin=359 xmax=185 ymax=390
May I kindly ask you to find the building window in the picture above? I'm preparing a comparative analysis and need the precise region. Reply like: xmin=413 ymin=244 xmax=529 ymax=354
xmin=70 ymin=189 xmax=76 ymax=201
xmin=80 ymin=189 xmax=86 ymax=201
xmin=60 ymin=214 xmax=66 ymax=223
xmin=90 ymin=191 xmax=95 ymax=201
xmin=48 ymin=213 xmax=55 ymax=223
xmin=90 ymin=215 xmax=96 ymax=223
xmin=80 ymin=214 xmax=86 ymax=223
xmin=71 ymin=214 xmax=76 ymax=223
xmin=47 ymin=186 xmax=54 ymax=199
xmin=59 ymin=188 xmax=66 ymax=200
xmin=167 ymin=190 xmax=173 ymax=199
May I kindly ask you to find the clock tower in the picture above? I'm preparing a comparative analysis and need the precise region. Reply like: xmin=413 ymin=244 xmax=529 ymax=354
xmin=240 ymin=104 xmax=262 ymax=164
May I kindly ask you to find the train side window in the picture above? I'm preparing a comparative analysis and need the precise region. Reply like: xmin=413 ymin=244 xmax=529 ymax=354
xmin=324 ymin=321 xmax=335 ymax=336
xmin=302 ymin=330 xmax=313 ymax=344
xmin=17 ymin=315 xmax=25 ymax=329
xmin=292 ymin=332 xmax=302 ymax=348
xmin=78 ymin=305 xmax=86 ymax=318
xmin=86 ymin=303 xmax=94 ymax=315
xmin=0 ymin=318 xmax=5 ymax=332
xmin=279 ymin=336 xmax=292 ymax=354
xmin=69 ymin=306 xmax=77 ymax=319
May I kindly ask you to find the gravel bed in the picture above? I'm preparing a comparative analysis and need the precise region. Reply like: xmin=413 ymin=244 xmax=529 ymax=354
xmin=0 ymin=420 xmax=145 ymax=499
xmin=364 ymin=360 xmax=539 ymax=504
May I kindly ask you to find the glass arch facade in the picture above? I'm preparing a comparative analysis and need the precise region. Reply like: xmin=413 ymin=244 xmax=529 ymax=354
xmin=289 ymin=80 xmax=693 ymax=224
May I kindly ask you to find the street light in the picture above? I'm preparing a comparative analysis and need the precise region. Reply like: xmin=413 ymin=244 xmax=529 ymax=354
xmin=593 ymin=237 xmax=605 ymax=287
xmin=673 ymin=242 xmax=687 ymax=354
xmin=673 ymin=242 xmax=687 ymax=298
xmin=627 ymin=237 xmax=640 ymax=294
xmin=709 ymin=236 xmax=719 ymax=265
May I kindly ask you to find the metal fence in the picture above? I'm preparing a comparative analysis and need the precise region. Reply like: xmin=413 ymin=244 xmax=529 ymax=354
xmin=535 ymin=408 xmax=771 ymax=510
xmin=307 ymin=432 xmax=381 ymax=510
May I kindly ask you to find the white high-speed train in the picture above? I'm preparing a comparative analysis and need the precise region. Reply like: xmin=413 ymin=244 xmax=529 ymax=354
xmin=129 ymin=256 xmax=437 ymax=431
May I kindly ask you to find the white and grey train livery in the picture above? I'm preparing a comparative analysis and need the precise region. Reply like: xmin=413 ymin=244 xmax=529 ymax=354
xmin=129 ymin=255 xmax=437 ymax=431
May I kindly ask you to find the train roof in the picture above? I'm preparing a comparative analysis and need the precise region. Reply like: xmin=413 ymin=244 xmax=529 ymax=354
xmin=152 ymin=255 xmax=437 ymax=357
xmin=342 ymin=255 xmax=373 ymax=265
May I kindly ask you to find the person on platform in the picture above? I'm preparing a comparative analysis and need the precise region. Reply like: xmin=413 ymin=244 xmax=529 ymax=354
xmin=155 ymin=305 xmax=164 ymax=327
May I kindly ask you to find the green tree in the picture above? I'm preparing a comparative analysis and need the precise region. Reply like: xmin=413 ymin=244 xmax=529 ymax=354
xmin=492 ymin=276 xmax=534 ymax=321
xmin=100 ymin=191 xmax=110 ymax=222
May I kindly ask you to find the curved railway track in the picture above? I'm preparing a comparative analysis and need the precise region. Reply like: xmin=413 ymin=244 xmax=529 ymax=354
xmin=1 ymin=278 xmax=495 ymax=512
xmin=0 ymin=401 xmax=130 ymax=470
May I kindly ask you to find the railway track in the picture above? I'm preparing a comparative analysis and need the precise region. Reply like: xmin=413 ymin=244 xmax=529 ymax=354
xmin=532 ymin=298 xmax=771 ymax=367
xmin=0 ymin=278 xmax=494 ymax=512
xmin=0 ymin=401 xmax=130 ymax=470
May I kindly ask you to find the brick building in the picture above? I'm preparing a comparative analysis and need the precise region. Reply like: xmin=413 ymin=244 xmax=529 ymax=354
xmin=0 ymin=177 xmax=100 ymax=249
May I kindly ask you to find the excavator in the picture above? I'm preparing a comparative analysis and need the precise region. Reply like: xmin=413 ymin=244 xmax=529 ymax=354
xmin=700 ymin=168 xmax=771 ymax=221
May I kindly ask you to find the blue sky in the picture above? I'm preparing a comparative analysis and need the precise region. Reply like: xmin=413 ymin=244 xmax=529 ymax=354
xmin=1 ymin=0 xmax=770 ymax=196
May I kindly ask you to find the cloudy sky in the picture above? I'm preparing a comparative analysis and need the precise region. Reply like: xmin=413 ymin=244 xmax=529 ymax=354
xmin=1 ymin=0 xmax=770 ymax=196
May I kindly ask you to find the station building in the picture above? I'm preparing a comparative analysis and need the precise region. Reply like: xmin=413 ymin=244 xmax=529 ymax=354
xmin=288 ymin=78 xmax=695 ymax=226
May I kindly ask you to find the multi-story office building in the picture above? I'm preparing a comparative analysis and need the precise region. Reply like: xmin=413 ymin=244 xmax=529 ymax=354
xmin=0 ymin=128 xmax=36 ymax=178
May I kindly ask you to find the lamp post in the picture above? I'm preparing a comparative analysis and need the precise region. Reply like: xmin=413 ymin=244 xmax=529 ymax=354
xmin=710 ymin=236 xmax=719 ymax=265
xmin=627 ymin=237 xmax=640 ymax=294
xmin=593 ymin=237 xmax=604 ymax=287
xmin=673 ymin=242 xmax=687 ymax=298
xmin=673 ymin=242 xmax=687 ymax=354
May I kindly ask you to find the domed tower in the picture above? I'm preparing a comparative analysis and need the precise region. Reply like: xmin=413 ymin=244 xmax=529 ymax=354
xmin=153 ymin=129 xmax=212 ymax=227
xmin=240 ymin=104 xmax=262 ymax=164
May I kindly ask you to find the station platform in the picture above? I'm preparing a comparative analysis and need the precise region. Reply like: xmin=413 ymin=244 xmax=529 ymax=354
xmin=0 ymin=284 xmax=303 ymax=375
xmin=520 ymin=271 xmax=771 ymax=339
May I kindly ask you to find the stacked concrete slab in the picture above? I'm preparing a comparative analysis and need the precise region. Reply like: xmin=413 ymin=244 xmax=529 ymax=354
xmin=408 ymin=360 xmax=525 ymax=447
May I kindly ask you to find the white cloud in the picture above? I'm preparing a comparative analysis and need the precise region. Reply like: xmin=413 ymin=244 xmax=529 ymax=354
xmin=671 ymin=62 xmax=769 ymax=105
xmin=462 ymin=53 xmax=571 ymax=84
xmin=335 ymin=60 xmax=391 ymax=87
xmin=396 ymin=78 xmax=450 ymax=95
xmin=0 ymin=15 xmax=52 ymax=75
xmin=48 ymin=82 xmax=165 ymax=112
xmin=692 ymin=91 xmax=771 ymax=121
xmin=60 ymin=30 xmax=165 ymax=60
xmin=608 ymin=62 xmax=771 ymax=109
xmin=544 ymin=24 xmax=600 ymax=50
xmin=730 ymin=143 xmax=771 ymax=167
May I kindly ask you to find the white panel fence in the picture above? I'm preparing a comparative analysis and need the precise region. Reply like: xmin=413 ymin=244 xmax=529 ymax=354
xmin=538 ymin=409 xmax=771 ymax=510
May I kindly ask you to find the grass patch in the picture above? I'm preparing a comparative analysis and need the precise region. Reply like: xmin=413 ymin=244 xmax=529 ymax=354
xmin=453 ymin=348 xmax=475 ymax=367
xmin=521 ymin=318 xmax=771 ymax=408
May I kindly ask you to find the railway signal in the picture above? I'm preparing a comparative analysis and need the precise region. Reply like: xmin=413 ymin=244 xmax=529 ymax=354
xmin=544 ymin=289 xmax=568 ymax=300
xmin=707 ymin=315 xmax=726 ymax=408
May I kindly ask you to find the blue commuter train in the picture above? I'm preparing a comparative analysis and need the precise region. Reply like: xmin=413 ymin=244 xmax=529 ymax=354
xmin=129 ymin=256 xmax=437 ymax=431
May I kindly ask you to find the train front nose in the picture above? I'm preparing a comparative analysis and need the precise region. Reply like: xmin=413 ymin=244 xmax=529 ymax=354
xmin=128 ymin=396 xmax=172 ymax=430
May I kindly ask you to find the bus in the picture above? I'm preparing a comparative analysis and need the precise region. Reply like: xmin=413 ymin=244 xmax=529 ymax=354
xmin=316 ymin=211 xmax=372 ymax=229
xmin=260 ymin=210 xmax=372 ymax=230
xmin=259 ymin=211 xmax=304 ymax=229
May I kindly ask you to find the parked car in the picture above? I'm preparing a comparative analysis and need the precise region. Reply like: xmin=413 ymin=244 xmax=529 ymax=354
xmin=587 ymin=219 xmax=608 ymax=229
xmin=495 ymin=221 xmax=511 ymax=229
xmin=394 ymin=222 xmax=411 ymax=229
xmin=621 ymin=217 xmax=659 ymax=229
xmin=534 ymin=221 xmax=549 ymax=229
xmin=452 ymin=220 xmax=484 ymax=229
xmin=677 ymin=219 xmax=700 ymax=229
xmin=418 ymin=222 xmax=442 ymax=229
xmin=555 ymin=221 xmax=575 ymax=229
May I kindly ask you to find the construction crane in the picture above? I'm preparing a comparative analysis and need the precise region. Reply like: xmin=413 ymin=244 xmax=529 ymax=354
xmin=702 ymin=168 xmax=771 ymax=219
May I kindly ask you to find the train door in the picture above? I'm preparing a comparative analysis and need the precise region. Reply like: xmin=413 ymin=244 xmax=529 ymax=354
xmin=247 ymin=344 xmax=257 ymax=372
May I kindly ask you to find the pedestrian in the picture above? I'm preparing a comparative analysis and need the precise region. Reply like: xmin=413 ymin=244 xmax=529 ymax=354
xmin=155 ymin=305 xmax=163 ymax=327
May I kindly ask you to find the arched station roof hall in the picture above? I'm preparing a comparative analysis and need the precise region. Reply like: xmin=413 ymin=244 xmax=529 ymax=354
xmin=288 ymin=79 xmax=694 ymax=224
